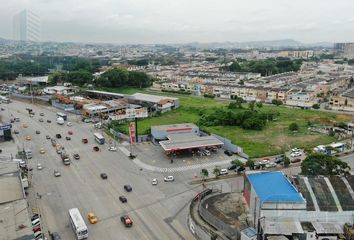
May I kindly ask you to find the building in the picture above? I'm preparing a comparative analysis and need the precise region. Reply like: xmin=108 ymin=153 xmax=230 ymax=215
xmin=329 ymin=89 xmax=354 ymax=112
xmin=0 ymin=123 xmax=12 ymax=142
xmin=129 ymin=93 xmax=179 ymax=113
xmin=13 ymin=10 xmax=41 ymax=42
xmin=17 ymin=76 xmax=48 ymax=85
xmin=43 ymin=86 xmax=75 ymax=95
xmin=334 ymin=42 xmax=354 ymax=58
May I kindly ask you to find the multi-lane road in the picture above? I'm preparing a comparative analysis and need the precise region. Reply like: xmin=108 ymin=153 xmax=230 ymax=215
xmin=4 ymin=100 xmax=203 ymax=240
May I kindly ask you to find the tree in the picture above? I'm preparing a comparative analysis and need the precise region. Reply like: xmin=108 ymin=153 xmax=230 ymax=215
xmin=256 ymin=102 xmax=263 ymax=108
xmin=283 ymin=156 xmax=290 ymax=167
xmin=245 ymin=159 xmax=255 ymax=170
xmin=289 ymin=122 xmax=299 ymax=131
xmin=271 ymin=99 xmax=283 ymax=106
xmin=231 ymin=159 xmax=243 ymax=167
xmin=200 ymin=168 xmax=209 ymax=181
xmin=212 ymin=166 xmax=221 ymax=178
xmin=312 ymin=104 xmax=320 ymax=109
xmin=301 ymin=153 xmax=350 ymax=176
xmin=248 ymin=101 xmax=256 ymax=111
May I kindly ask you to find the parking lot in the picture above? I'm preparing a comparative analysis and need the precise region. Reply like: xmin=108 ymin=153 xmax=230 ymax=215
xmin=4 ymin=100 xmax=200 ymax=240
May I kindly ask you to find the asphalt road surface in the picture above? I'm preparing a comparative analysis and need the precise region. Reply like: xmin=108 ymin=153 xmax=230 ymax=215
xmin=4 ymin=100 xmax=200 ymax=240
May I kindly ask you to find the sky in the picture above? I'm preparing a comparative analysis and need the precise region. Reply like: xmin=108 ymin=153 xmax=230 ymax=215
xmin=1 ymin=0 xmax=354 ymax=44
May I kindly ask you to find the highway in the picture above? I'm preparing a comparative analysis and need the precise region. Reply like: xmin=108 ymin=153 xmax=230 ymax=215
xmin=4 ymin=100 xmax=198 ymax=240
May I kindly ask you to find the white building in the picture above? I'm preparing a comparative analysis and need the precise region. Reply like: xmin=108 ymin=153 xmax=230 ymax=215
xmin=43 ymin=86 xmax=74 ymax=95
xmin=13 ymin=10 xmax=41 ymax=42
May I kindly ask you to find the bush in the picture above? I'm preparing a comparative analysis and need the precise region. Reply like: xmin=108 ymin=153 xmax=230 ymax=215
xmin=289 ymin=122 xmax=299 ymax=131
xmin=271 ymin=99 xmax=283 ymax=106
xmin=312 ymin=104 xmax=320 ymax=109
xmin=204 ymin=93 xmax=216 ymax=99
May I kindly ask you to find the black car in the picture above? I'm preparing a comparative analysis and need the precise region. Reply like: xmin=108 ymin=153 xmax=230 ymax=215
xmin=227 ymin=165 xmax=237 ymax=170
xmin=235 ymin=166 xmax=245 ymax=173
xmin=50 ymin=232 xmax=61 ymax=240
xmin=36 ymin=130 xmax=40 ymax=134
xmin=56 ymin=134 xmax=61 ymax=139
xmin=40 ymin=113 xmax=44 ymax=116
xmin=119 ymin=196 xmax=127 ymax=203
xmin=100 ymin=173 xmax=108 ymax=179
xmin=31 ymin=214 xmax=40 ymax=221
xmin=47 ymin=119 xmax=51 ymax=123
xmin=73 ymin=153 xmax=80 ymax=160
xmin=224 ymin=150 xmax=233 ymax=156
xmin=124 ymin=185 xmax=132 ymax=192
xmin=65 ymin=136 xmax=71 ymax=140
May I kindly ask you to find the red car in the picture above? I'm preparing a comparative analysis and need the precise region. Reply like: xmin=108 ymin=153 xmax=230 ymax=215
xmin=82 ymin=138 xmax=88 ymax=144
xmin=68 ymin=131 xmax=73 ymax=135
xmin=121 ymin=215 xmax=133 ymax=227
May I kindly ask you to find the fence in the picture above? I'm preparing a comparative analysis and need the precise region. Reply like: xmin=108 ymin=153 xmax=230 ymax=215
xmin=10 ymin=92 xmax=51 ymax=103
xmin=211 ymin=133 xmax=249 ymax=159
xmin=198 ymin=193 xmax=241 ymax=240
xmin=51 ymin=100 xmax=81 ymax=115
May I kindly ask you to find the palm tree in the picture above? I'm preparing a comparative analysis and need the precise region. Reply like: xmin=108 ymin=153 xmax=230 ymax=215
xmin=213 ymin=166 xmax=221 ymax=178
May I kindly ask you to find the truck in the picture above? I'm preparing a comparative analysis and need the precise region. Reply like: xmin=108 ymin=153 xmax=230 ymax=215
xmin=61 ymin=152 xmax=71 ymax=165
xmin=57 ymin=117 xmax=64 ymax=125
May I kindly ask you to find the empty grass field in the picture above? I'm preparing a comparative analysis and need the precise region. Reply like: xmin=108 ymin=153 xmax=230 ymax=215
xmin=108 ymin=87 xmax=352 ymax=158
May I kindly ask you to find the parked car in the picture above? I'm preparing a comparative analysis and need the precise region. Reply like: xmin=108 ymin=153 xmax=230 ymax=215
xmin=67 ymin=122 xmax=72 ymax=127
xmin=119 ymin=196 xmax=127 ymax=203
xmin=50 ymin=232 xmax=61 ymax=240
xmin=219 ymin=169 xmax=228 ymax=176
xmin=235 ymin=166 xmax=245 ymax=173
xmin=265 ymin=162 xmax=277 ymax=168
xmin=93 ymin=146 xmax=99 ymax=151
xmin=100 ymin=173 xmax=108 ymax=179
xmin=124 ymin=185 xmax=132 ymax=192
xmin=108 ymin=146 xmax=117 ymax=151
xmin=164 ymin=176 xmax=174 ymax=182
xmin=290 ymin=151 xmax=302 ymax=158
xmin=274 ymin=155 xmax=285 ymax=164
xmin=291 ymin=148 xmax=300 ymax=153
xmin=227 ymin=165 xmax=237 ymax=171
xmin=291 ymin=158 xmax=302 ymax=163
xmin=54 ymin=170 xmax=61 ymax=177
xmin=88 ymin=213 xmax=98 ymax=224
xmin=224 ymin=150 xmax=233 ymax=156
xmin=73 ymin=153 xmax=80 ymax=160
xmin=152 ymin=178 xmax=158 ymax=185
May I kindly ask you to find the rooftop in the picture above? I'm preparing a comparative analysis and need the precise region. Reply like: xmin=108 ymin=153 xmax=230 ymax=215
xmin=159 ymin=133 xmax=223 ymax=151
xmin=0 ymin=175 xmax=24 ymax=204
xmin=0 ymin=199 xmax=33 ymax=240
xmin=86 ymin=90 xmax=126 ymax=98
xmin=264 ymin=221 xmax=304 ymax=235
xmin=131 ymin=93 xmax=178 ymax=103
xmin=247 ymin=172 xmax=305 ymax=204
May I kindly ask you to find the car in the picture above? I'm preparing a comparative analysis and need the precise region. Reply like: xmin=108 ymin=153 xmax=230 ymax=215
xmin=33 ymin=225 xmax=41 ymax=233
xmin=51 ymin=139 xmax=57 ymax=146
xmin=26 ymin=136 xmax=31 ymax=141
xmin=291 ymin=148 xmax=300 ymax=153
xmin=93 ymin=146 xmax=99 ymax=151
xmin=82 ymin=138 xmax=88 ymax=144
xmin=67 ymin=122 xmax=72 ymax=127
xmin=46 ymin=135 xmax=51 ymax=140
xmin=260 ymin=159 xmax=270 ymax=165
xmin=290 ymin=152 xmax=302 ymax=158
xmin=65 ymin=136 xmax=71 ymax=141
xmin=68 ymin=130 xmax=73 ymax=135
xmin=0 ymin=108 xmax=4 ymax=111
xmin=39 ymin=118 xmax=44 ymax=122
xmin=100 ymin=173 xmax=108 ymax=179
xmin=56 ymin=147 xmax=63 ymax=154
xmin=31 ymin=214 xmax=40 ymax=221
xmin=73 ymin=153 xmax=80 ymax=160
xmin=120 ymin=215 xmax=133 ymax=227
xmin=265 ymin=162 xmax=277 ymax=168
xmin=39 ymin=112 xmax=44 ymax=116
xmin=50 ymin=232 xmax=61 ymax=240
xmin=124 ymin=185 xmax=132 ymax=192
xmin=274 ymin=155 xmax=285 ymax=164
xmin=119 ymin=196 xmax=127 ymax=203
xmin=108 ymin=146 xmax=117 ymax=151
xmin=10 ymin=119 xmax=14 ymax=123
xmin=37 ymin=164 xmax=43 ymax=170
xmin=56 ymin=134 xmax=61 ymax=139
xmin=14 ymin=117 xmax=20 ymax=122
xmin=219 ymin=169 xmax=228 ymax=175
xmin=54 ymin=170 xmax=61 ymax=177
xmin=201 ymin=149 xmax=211 ymax=156
xmin=235 ymin=166 xmax=245 ymax=173
xmin=152 ymin=178 xmax=158 ymax=185
xmin=88 ymin=213 xmax=98 ymax=224
xmin=47 ymin=119 xmax=51 ymax=123
xmin=227 ymin=165 xmax=237 ymax=171
xmin=164 ymin=176 xmax=174 ymax=182
xmin=36 ymin=130 xmax=40 ymax=134
xmin=84 ymin=118 xmax=92 ymax=123
xmin=291 ymin=158 xmax=302 ymax=163
xmin=224 ymin=150 xmax=233 ymax=156
xmin=23 ymin=124 xmax=28 ymax=128
xmin=13 ymin=129 xmax=19 ymax=134
xmin=39 ymin=148 xmax=45 ymax=154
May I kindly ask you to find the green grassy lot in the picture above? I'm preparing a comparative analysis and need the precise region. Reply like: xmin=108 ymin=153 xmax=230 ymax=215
xmin=107 ymin=87 xmax=351 ymax=158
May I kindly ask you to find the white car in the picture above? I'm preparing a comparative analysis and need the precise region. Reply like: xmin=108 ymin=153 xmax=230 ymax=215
xmin=37 ymin=164 xmax=43 ymax=170
xmin=265 ymin=162 xmax=277 ymax=168
xmin=291 ymin=148 xmax=300 ymax=153
xmin=152 ymin=179 xmax=158 ymax=185
xmin=219 ymin=169 xmax=228 ymax=175
xmin=290 ymin=151 xmax=302 ymax=158
xmin=108 ymin=146 xmax=117 ymax=151
xmin=164 ymin=176 xmax=174 ymax=182
xmin=67 ymin=122 xmax=72 ymax=127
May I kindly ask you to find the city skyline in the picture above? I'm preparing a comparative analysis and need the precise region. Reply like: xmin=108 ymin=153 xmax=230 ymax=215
xmin=1 ymin=0 xmax=354 ymax=44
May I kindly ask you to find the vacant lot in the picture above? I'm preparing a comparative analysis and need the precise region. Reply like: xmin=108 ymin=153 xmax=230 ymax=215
xmin=109 ymin=87 xmax=352 ymax=158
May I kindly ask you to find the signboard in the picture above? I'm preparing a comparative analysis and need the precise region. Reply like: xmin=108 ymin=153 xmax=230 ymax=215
xmin=0 ymin=124 xmax=12 ymax=131
xmin=129 ymin=122 xmax=135 ymax=144
xmin=109 ymin=107 xmax=148 ymax=121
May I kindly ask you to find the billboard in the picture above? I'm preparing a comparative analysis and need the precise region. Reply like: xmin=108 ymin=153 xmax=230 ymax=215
xmin=109 ymin=107 xmax=148 ymax=121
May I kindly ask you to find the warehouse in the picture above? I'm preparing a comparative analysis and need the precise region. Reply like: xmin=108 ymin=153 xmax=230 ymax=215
xmin=151 ymin=123 xmax=200 ymax=140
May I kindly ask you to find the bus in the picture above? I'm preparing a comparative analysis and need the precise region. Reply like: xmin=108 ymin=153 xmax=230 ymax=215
xmin=69 ymin=208 xmax=88 ymax=239
xmin=57 ymin=112 xmax=67 ymax=121
xmin=94 ymin=132 xmax=105 ymax=144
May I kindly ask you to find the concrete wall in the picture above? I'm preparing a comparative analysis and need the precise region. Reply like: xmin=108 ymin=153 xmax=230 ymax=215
xmin=211 ymin=133 xmax=249 ymax=159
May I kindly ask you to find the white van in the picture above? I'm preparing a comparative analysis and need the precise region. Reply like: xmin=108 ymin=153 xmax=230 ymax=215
xmin=219 ymin=169 xmax=228 ymax=176
xmin=57 ymin=117 xmax=64 ymax=125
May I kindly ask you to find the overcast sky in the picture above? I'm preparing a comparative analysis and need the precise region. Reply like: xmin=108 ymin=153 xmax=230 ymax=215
xmin=1 ymin=0 xmax=354 ymax=44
